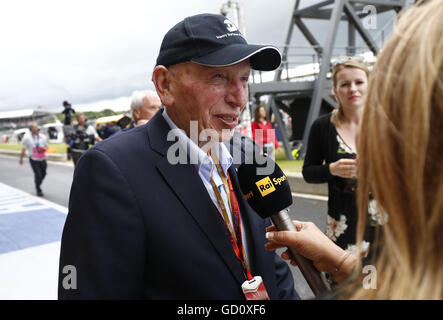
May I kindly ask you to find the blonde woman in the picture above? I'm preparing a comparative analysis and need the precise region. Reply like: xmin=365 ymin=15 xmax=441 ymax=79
xmin=302 ymin=58 xmax=378 ymax=254
xmin=265 ymin=0 xmax=443 ymax=299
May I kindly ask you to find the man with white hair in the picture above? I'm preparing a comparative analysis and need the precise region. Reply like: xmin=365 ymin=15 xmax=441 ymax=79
xmin=129 ymin=90 xmax=162 ymax=127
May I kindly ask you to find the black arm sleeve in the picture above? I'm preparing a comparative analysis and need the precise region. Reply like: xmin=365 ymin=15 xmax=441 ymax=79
xmin=58 ymin=149 xmax=146 ymax=299
xmin=302 ymin=117 xmax=333 ymax=184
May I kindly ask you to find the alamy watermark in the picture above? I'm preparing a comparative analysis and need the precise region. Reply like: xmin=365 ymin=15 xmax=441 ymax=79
xmin=362 ymin=265 xmax=377 ymax=290
xmin=62 ymin=265 xmax=77 ymax=290
xmin=362 ymin=5 xmax=377 ymax=30
xmin=61 ymin=263 xmax=377 ymax=291
xmin=166 ymin=121 xmax=276 ymax=175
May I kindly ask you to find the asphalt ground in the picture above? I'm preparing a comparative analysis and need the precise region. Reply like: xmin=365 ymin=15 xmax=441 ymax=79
xmin=0 ymin=154 xmax=327 ymax=299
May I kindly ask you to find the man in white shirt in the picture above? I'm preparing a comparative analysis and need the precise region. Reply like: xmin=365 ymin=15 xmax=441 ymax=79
xmin=19 ymin=122 xmax=48 ymax=197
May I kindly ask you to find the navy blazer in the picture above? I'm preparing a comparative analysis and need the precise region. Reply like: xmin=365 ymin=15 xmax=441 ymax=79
xmin=58 ymin=111 xmax=299 ymax=299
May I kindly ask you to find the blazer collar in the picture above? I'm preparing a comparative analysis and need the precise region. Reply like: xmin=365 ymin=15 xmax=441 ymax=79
xmin=146 ymin=110 xmax=174 ymax=157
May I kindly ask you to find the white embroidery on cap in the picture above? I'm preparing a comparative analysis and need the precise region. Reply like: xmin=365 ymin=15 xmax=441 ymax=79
xmin=224 ymin=19 xmax=238 ymax=32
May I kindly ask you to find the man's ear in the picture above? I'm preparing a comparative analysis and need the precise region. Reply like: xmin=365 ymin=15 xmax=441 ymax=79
xmin=132 ymin=108 xmax=140 ymax=122
xmin=153 ymin=66 xmax=174 ymax=107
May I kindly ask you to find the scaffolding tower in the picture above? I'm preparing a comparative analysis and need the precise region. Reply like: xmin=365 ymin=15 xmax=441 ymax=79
xmin=249 ymin=0 xmax=410 ymax=160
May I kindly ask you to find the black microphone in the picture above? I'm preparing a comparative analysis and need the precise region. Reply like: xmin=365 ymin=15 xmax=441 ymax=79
xmin=237 ymin=157 xmax=330 ymax=296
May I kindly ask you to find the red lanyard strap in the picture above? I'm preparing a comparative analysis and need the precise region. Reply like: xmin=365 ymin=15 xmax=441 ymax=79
xmin=210 ymin=166 xmax=253 ymax=280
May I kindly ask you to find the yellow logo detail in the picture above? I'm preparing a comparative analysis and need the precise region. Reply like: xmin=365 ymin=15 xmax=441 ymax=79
xmin=273 ymin=175 xmax=287 ymax=186
xmin=244 ymin=191 xmax=254 ymax=200
xmin=255 ymin=176 xmax=276 ymax=197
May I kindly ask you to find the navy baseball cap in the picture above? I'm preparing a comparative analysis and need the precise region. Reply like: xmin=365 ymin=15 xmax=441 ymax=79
xmin=155 ymin=13 xmax=281 ymax=71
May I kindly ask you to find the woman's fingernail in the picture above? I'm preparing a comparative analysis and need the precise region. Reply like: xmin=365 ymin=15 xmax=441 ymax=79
xmin=265 ymin=232 xmax=274 ymax=240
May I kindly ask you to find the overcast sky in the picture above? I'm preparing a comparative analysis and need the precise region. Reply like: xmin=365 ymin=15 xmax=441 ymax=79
xmin=0 ymin=0 xmax=393 ymax=113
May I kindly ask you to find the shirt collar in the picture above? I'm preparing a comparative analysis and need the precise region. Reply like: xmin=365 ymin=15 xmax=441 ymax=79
xmin=162 ymin=109 xmax=233 ymax=182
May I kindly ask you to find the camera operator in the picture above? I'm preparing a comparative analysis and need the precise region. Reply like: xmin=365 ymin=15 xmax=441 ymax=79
xmin=69 ymin=113 xmax=102 ymax=166
xmin=62 ymin=100 xmax=75 ymax=126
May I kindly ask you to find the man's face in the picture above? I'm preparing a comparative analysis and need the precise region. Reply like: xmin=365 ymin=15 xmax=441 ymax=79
xmin=165 ymin=60 xmax=250 ymax=144
xmin=77 ymin=114 xmax=85 ymax=126
xmin=134 ymin=96 xmax=162 ymax=124
xmin=30 ymin=124 xmax=39 ymax=135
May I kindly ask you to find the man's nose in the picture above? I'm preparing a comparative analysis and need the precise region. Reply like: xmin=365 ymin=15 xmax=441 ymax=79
xmin=226 ymin=80 xmax=248 ymax=108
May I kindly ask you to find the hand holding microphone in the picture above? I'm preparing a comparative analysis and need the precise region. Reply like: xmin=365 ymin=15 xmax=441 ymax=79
xmin=237 ymin=157 xmax=331 ymax=296
xmin=264 ymin=221 xmax=354 ymax=283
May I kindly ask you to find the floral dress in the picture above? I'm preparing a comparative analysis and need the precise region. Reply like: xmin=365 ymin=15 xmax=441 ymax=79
xmin=325 ymin=134 xmax=387 ymax=256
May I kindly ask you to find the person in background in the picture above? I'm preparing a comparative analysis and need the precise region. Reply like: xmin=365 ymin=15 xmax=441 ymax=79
xmin=265 ymin=0 xmax=443 ymax=299
xmin=19 ymin=122 xmax=48 ymax=197
xmin=271 ymin=112 xmax=282 ymax=142
xmin=69 ymin=113 xmax=102 ymax=166
xmin=61 ymin=100 xmax=75 ymax=126
xmin=251 ymin=105 xmax=279 ymax=160
xmin=129 ymin=90 xmax=162 ymax=128
xmin=302 ymin=58 xmax=381 ymax=258
xmin=100 ymin=121 xmax=119 ymax=139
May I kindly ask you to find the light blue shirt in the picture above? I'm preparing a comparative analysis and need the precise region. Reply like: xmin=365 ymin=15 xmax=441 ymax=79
xmin=162 ymin=110 xmax=251 ymax=269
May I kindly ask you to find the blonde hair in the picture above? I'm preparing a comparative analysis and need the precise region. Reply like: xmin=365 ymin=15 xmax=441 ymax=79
xmin=345 ymin=0 xmax=443 ymax=299
xmin=331 ymin=60 xmax=369 ymax=127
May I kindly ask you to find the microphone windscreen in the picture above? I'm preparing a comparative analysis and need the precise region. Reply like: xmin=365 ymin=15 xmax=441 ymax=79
xmin=237 ymin=157 xmax=292 ymax=219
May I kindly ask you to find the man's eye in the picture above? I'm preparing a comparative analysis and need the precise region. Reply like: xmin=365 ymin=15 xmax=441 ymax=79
xmin=213 ymin=74 xmax=226 ymax=80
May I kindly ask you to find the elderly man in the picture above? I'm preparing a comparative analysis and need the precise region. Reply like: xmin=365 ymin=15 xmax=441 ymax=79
xmin=129 ymin=90 xmax=162 ymax=127
xmin=59 ymin=13 xmax=297 ymax=300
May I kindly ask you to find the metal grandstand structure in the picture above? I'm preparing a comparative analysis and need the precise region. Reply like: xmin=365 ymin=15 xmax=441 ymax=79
xmin=249 ymin=0 xmax=411 ymax=159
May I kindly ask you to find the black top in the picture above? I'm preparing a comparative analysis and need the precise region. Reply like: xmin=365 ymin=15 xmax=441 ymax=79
xmin=303 ymin=113 xmax=378 ymax=251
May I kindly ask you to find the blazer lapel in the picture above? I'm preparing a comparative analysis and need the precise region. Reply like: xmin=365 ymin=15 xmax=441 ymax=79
xmin=147 ymin=113 xmax=246 ymax=285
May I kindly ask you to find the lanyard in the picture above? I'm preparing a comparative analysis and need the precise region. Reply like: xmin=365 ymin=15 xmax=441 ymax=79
xmin=32 ymin=134 xmax=40 ymax=148
xmin=209 ymin=164 xmax=253 ymax=280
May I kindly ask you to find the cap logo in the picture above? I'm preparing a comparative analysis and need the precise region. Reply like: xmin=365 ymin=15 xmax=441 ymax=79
xmin=224 ymin=19 xmax=238 ymax=32
xmin=156 ymin=14 xmax=281 ymax=71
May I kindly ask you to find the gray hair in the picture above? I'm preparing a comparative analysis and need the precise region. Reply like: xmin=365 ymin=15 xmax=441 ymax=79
xmin=130 ymin=90 xmax=161 ymax=111
xmin=29 ymin=121 xmax=38 ymax=129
